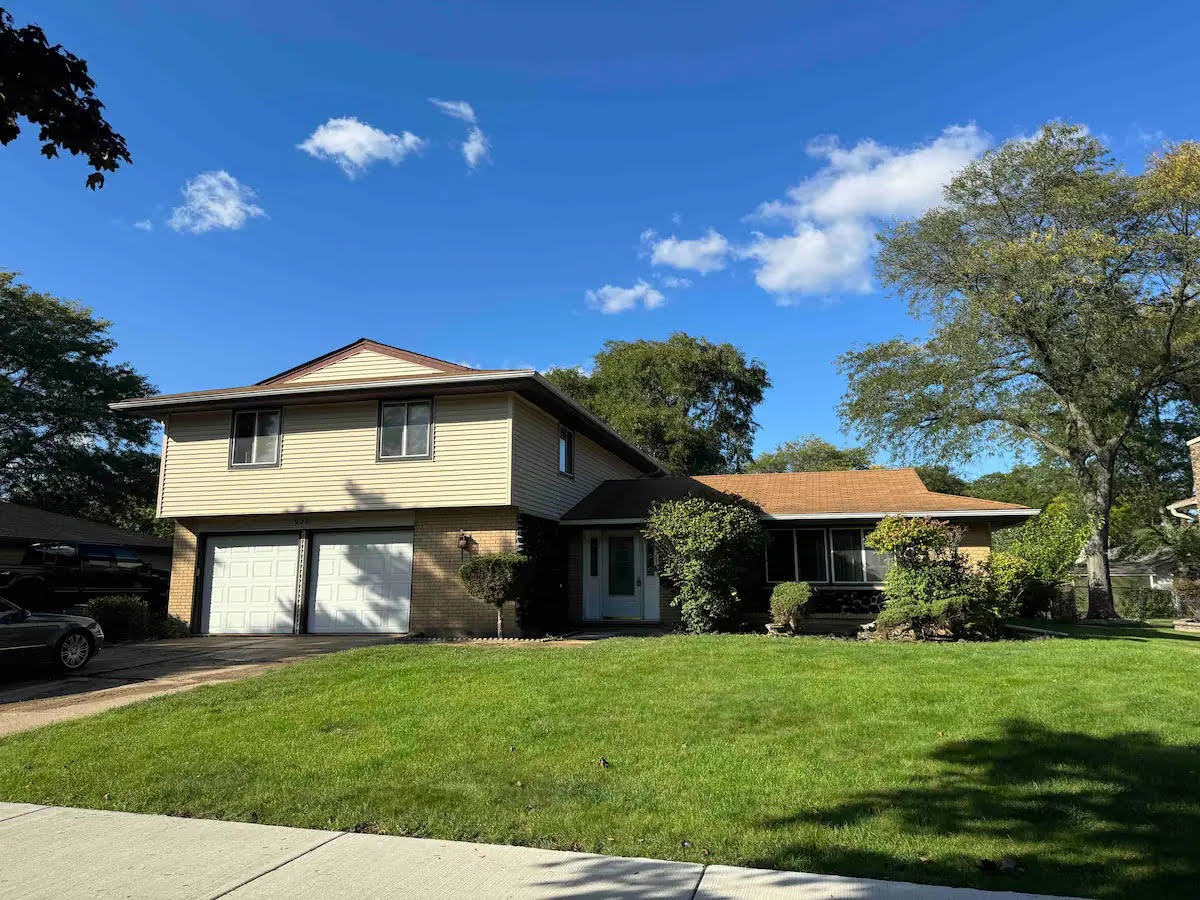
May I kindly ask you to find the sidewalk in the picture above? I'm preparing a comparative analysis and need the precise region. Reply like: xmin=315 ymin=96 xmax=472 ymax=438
xmin=0 ymin=803 xmax=1073 ymax=899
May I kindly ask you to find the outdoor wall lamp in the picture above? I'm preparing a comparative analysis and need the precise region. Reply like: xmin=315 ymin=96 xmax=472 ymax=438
xmin=457 ymin=532 xmax=472 ymax=561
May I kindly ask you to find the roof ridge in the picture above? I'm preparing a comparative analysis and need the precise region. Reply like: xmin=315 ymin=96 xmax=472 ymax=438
xmin=256 ymin=338 xmax=476 ymax=385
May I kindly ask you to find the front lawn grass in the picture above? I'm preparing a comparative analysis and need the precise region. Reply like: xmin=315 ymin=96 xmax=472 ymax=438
xmin=2 ymin=634 xmax=1197 ymax=898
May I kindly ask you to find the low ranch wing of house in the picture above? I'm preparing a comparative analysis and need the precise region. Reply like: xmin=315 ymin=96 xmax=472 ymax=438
xmin=112 ymin=338 xmax=1038 ymax=637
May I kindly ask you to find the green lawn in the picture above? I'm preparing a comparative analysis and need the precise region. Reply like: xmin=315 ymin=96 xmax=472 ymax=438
xmin=3 ymin=632 xmax=1198 ymax=898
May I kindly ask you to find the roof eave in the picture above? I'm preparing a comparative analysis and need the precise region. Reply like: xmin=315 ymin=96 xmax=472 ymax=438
xmin=110 ymin=370 xmax=666 ymax=476
xmin=561 ymin=507 xmax=1041 ymax=525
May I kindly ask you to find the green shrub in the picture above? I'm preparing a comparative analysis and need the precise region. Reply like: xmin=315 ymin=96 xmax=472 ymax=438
xmin=84 ymin=596 xmax=191 ymax=642
xmin=1176 ymin=578 xmax=1200 ymax=618
xmin=85 ymin=595 xmax=156 ymax=642
xmin=867 ymin=516 xmax=1003 ymax=640
xmin=1116 ymin=586 xmax=1175 ymax=620
xmin=987 ymin=551 xmax=1031 ymax=619
xmin=154 ymin=614 xmax=192 ymax=639
xmin=644 ymin=496 xmax=765 ymax=633
xmin=769 ymin=582 xmax=813 ymax=631
xmin=458 ymin=553 xmax=528 ymax=638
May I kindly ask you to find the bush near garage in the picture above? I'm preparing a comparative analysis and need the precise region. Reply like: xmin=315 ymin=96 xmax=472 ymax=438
xmin=84 ymin=595 xmax=190 ymax=642
xmin=458 ymin=553 xmax=529 ymax=638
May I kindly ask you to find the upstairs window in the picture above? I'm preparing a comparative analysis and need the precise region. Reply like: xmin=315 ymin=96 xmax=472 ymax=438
xmin=230 ymin=409 xmax=281 ymax=467
xmin=559 ymin=425 xmax=575 ymax=476
xmin=380 ymin=400 xmax=432 ymax=459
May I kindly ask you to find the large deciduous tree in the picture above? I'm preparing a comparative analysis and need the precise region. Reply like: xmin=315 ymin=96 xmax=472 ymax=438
xmin=0 ymin=7 xmax=130 ymax=188
xmin=545 ymin=333 xmax=770 ymax=474
xmin=0 ymin=271 xmax=159 ymax=532
xmin=746 ymin=435 xmax=871 ymax=473
xmin=839 ymin=124 xmax=1200 ymax=618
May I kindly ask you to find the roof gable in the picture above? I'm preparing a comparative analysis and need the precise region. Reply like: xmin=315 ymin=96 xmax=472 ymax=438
xmin=259 ymin=339 xmax=474 ymax=385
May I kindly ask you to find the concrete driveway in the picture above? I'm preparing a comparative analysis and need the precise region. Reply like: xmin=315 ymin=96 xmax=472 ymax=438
xmin=0 ymin=635 xmax=394 ymax=737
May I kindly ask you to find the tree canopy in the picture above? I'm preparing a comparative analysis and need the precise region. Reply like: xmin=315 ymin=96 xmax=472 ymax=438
xmin=746 ymin=435 xmax=870 ymax=473
xmin=545 ymin=333 xmax=769 ymax=474
xmin=0 ymin=271 xmax=160 ymax=533
xmin=840 ymin=124 xmax=1200 ymax=617
xmin=0 ymin=7 xmax=130 ymax=188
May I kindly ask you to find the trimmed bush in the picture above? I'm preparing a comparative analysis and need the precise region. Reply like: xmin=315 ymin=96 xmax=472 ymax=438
xmin=769 ymin=582 xmax=812 ymax=631
xmin=644 ymin=496 xmax=765 ymax=633
xmin=1116 ymin=586 xmax=1175 ymax=620
xmin=866 ymin=516 xmax=1003 ymax=640
xmin=84 ymin=596 xmax=190 ymax=642
xmin=458 ymin=553 xmax=529 ymax=638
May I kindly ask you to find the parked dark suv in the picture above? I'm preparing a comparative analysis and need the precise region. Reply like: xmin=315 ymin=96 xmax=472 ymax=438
xmin=0 ymin=542 xmax=168 ymax=613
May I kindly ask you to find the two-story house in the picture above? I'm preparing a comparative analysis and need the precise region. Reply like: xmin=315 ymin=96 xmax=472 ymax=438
xmin=113 ymin=338 xmax=1037 ymax=636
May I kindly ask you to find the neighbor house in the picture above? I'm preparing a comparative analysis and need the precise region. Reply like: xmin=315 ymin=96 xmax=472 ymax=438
xmin=112 ymin=339 xmax=1037 ymax=636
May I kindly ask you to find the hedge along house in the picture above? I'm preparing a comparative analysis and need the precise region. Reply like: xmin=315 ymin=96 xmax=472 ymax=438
xmin=113 ymin=339 xmax=1036 ymax=637
xmin=558 ymin=469 xmax=1038 ymax=630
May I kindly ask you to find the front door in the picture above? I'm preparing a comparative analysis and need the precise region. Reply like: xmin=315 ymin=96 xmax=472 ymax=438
xmin=603 ymin=534 xmax=641 ymax=619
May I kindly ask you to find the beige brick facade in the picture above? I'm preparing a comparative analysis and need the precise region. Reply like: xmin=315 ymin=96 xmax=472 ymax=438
xmin=410 ymin=506 xmax=520 ymax=635
xmin=168 ymin=520 xmax=199 ymax=623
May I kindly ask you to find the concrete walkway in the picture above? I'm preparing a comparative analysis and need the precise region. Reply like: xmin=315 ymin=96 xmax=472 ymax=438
xmin=0 ymin=804 xmax=1074 ymax=899
xmin=0 ymin=635 xmax=393 ymax=737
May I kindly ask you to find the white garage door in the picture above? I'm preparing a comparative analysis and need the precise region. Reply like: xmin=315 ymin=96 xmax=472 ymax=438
xmin=309 ymin=530 xmax=412 ymax=633
xmin=202 ymin=534 xmax=299 ymax=634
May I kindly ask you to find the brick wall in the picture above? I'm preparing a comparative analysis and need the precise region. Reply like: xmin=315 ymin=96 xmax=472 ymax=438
xmin=168 ymin=520 xmax=198 ymax=625
xmin=410 ymin=506 xmax=520 ymax=636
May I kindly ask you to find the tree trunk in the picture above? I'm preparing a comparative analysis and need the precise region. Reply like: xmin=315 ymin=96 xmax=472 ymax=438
xmin=1083 ymin=473 xmax=1117 ymax=620
xmin=496 ymin=603 xmax=504 ymax=639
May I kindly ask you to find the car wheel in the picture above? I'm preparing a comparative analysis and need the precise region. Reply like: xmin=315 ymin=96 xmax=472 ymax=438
xmin=57 ymin=631 xmax=93 ymax=672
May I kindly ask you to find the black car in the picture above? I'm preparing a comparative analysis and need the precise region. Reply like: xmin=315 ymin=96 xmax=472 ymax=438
xmin=0 ymin=541 xmax=167 ymax=613
xmin=0 ymin=596 xmax=104 ymax=672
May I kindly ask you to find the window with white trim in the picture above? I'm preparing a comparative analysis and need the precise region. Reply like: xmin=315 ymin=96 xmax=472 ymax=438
xmin=764 ymin=529 xmax=828 ymax=583
xmin=379 ymin=400 xmax=432 ymax=459
xmin=831 ymin=527 xmax=890 ymax=583
xmin=230 ymin=409 xmax=281 ymax=467
xmin=559 ymin=425 xmax=575 ymax=476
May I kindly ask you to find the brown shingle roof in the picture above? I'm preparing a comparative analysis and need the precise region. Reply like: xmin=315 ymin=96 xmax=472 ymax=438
xmin=560 ymin=469 xmax=1036 ymax=522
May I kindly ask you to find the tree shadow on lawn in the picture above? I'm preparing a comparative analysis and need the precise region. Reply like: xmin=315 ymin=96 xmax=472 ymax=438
xmin=756 ymin=719 xmax=1198 ymax=899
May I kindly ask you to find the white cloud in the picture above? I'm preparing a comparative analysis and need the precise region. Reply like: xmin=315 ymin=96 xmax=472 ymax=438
xmin=462 ymin=126 xmax=490 ymax=168
xmin=746 ymin=124 xmax=990 ymax=299
xmin=431 ymin=99 xmax=490 ymax=169
xmin=298 ymin=117 xmax=425 ymax=177
xmin=643 ymin=228 xmax=731 ymax=274
xmin=429 ymin=98 xmax=477 ymax=124
xmin=133 ymin=219 xmax=153 ymax=232
xmin=585 ymin=280 xmax=666 ymax=314
xmin=659 ymin=274 xmax=692 ymax=289
xmin=168 ymin=171 xmax=265 ymax=234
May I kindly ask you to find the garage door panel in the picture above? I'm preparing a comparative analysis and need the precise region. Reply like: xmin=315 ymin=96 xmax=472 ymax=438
xmin=309 ymin=530 xmax=411 ymax=634
xmin=203 ymin=534 xmax=299 ymax=635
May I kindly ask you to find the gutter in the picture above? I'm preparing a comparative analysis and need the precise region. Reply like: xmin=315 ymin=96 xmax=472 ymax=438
xmin=561 ymin=508 xmax=1040 ymax=526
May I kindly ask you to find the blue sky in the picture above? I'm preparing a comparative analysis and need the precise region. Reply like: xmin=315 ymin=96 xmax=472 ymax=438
xmin=5 ymin=1 xmax=1199 ymax=475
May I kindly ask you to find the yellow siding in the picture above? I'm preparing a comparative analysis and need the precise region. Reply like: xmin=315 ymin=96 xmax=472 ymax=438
xmin=960 ymin=522 xmax=993 ymax=563
xmin=510 ymin=396 xmax=641 ymax=520
xmin=159 ymin=394 xmax=511 ymax=517
xmin=286 ymin=348 xmax=442 ymax=383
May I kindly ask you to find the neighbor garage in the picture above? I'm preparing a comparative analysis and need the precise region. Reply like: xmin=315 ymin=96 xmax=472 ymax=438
xmin=198 ymin=529 xmax=412 ymax=635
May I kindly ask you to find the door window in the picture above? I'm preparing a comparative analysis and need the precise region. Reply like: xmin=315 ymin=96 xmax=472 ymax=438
xmin=607 ymin=536 xmax=636 ymax=596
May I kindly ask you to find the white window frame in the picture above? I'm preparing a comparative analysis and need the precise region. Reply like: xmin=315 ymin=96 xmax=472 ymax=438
xmin=559 ymin=425 xmax=575 ymax=477
xmin=378 ymin=400 xmax=433 ymax=461
xmin=763 ymin=527 xmax=829 ymax=584
xmin=764 ymin=526 xmax=886 ymax=586
xmin=229 ymin=408 xmax=282 ymax=468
